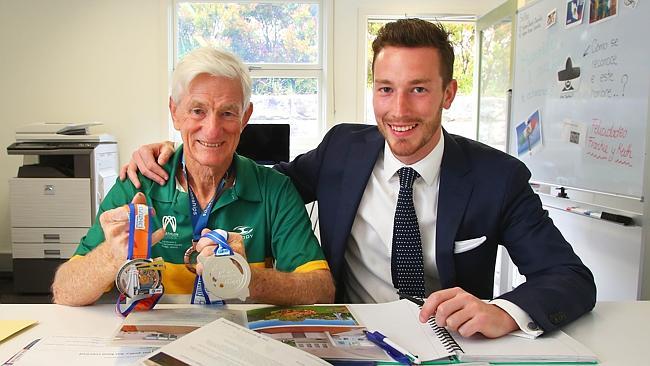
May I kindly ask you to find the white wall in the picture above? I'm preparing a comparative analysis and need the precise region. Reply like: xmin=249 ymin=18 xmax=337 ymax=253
xmin=0 ymin=0 xmax=171 ymax=261
xmin=330 ymin=0 xmax=504 ymax=125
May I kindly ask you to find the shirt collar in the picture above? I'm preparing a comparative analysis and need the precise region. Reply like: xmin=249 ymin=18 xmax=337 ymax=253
xmin=382 ymin=133 xmax=445 ymax=186
xmin=150 ymin=147 xmax=261 ymax=204
xmin=230 ymin=154 xmax=262 ymax=203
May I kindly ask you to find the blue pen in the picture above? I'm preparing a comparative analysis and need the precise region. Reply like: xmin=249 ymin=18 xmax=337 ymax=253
xmin=364 ymin=330 xmax=419 ymax=365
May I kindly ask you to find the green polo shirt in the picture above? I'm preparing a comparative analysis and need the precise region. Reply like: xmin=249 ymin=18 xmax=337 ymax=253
xmin=73 ymin=147 xmax=328 ymax=294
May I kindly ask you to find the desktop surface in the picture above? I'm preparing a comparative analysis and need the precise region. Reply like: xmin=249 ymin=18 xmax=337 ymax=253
xmin=1 ymin=302 xmax=648 ymax=365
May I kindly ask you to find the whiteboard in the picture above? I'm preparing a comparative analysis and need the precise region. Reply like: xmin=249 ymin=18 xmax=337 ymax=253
xmin=510 ymin=0 xmax=649 ymax=199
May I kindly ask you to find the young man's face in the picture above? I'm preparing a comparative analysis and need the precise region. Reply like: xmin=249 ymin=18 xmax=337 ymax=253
xmin=372 ymin=46 xmax=457 ymax=165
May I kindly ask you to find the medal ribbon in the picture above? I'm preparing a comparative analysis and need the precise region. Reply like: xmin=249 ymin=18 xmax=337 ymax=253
xmin=183 ymin=152 xmax=233 ymax=305
xmin=116 ymin=203 xmax=163 ymax=316
xmin=203 ymin=229 xmax=233 ymax=256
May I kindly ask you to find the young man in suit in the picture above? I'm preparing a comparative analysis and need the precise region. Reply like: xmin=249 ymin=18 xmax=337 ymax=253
xmin=122 ymin=19 xmax=596 ymax=339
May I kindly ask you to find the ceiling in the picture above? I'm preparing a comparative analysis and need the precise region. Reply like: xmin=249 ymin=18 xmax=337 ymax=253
xmin=473 ymin=0 xmax=510 ymax=16
xmin=427 ymin=0 xmax=510 ymax=17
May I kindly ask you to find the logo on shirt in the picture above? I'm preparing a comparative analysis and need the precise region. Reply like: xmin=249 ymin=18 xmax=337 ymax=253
xmin=162 ymin=216 xmax=177 ymax=233
xmin=233 ymin=225 xmax=254 ymax=240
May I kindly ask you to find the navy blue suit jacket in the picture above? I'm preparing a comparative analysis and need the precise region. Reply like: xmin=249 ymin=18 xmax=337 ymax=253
xmin=277 ymin=124 xmax=596 ymax=332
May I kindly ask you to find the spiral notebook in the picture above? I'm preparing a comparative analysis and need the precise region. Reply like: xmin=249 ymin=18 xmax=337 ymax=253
xmin=348 ymin=300 xmax=598 ymax=364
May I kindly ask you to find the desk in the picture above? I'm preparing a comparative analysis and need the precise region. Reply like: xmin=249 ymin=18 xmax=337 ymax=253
xmin=1 ymin=302 xmax=648 ymax=365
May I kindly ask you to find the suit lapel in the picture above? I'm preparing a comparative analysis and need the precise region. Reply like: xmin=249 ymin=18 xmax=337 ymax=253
xmin=330 ymin=129 xmax=384 ymax=278
xmin=436 ymin=130 xmax=473 ymax=288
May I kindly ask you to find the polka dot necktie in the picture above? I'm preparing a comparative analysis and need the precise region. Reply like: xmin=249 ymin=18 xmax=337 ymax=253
xmin=391 ymin=167 xmax=425 ymax=298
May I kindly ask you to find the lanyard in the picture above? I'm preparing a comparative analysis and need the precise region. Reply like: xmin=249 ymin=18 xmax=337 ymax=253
xmin=116 ymin=203 xmax=163 ymax=316
xmin=203 ymin=229 xmax=234 ymax=256
xmin=182 ymin=152 xmax=233 ymax=240
xmin=182 ymin=152 xmax=234 ymax=304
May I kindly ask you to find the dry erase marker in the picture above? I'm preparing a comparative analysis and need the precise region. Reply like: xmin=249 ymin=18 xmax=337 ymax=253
xmin=599 ymin=211 xmax=633 ymax=225
xmin=566 ymin=207 xmax=633 ymax=225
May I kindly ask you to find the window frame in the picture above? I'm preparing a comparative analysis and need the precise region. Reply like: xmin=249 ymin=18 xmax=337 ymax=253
xmin=171 ymin=0 xmax=326 ymax=156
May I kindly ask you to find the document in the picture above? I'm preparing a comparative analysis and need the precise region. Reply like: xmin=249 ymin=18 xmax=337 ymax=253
xmin=7 ymin=336 xmax=157 ymax=366
xmin=113 ymin=307 xmax=246 ymax=346
xmin=139 ymin=318 xmax=332 ymax=366
xmin=246 ymin=305 xmax=391 ymax=362
xmin=0 ymin=320 xmax=36 ymax=343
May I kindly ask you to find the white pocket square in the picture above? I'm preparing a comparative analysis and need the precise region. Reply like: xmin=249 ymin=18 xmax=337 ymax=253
xmin=454 ymin=236 xmax=487 ymax=254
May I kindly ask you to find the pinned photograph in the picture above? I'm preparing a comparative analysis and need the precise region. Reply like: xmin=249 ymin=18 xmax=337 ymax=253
xmin=590 ymin=0 xmax=618 ymax=24
xmin=516 ymin=110 xmax=543 ymax=157
xmin=547 ymin=8 xmax=558 ymax=28
xmin=558 ymin=56 xmax=581 ymax=94
xmin=565 ymin=0 xmax=586 ymax=28
xmin=561 ymin=119 xmax=586 ymax=146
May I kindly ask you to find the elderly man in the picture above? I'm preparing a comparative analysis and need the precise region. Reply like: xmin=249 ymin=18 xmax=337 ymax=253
xmin=52 ymin=47 xmax=334 ymax=307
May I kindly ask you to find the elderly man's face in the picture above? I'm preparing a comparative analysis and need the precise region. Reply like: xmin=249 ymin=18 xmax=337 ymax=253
xmin=170 ymin=73 xmax=252 ymax=169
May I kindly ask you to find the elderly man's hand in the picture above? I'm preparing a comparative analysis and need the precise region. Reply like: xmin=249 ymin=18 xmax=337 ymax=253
xmin=119 ymin=141 xmax=175 ymax=188
xmin=98 ymin=192 xmax=165 ymax=263
xmin=195 ymin=228 xmax=247 ymax=275
xmin=419 ymin=287 xmax=518 ymax=338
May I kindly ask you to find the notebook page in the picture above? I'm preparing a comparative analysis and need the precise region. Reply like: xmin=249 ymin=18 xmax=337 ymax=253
xmin=455 ymin=329 xmax=598 ymax=363
xmin=348 ymin=300 xmax=454 ymax=361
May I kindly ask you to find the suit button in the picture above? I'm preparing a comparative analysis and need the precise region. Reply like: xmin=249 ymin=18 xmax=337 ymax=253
xmin=527 ymin=322 xmax=539 ymax=331
xmin=549 ymin=312 xmax=567 ymax=325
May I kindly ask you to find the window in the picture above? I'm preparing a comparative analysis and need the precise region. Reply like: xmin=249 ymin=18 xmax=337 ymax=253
xmin=365 ymin=16 xmax=477 ymax=139
xmin=477 ymin=19 xmax=512 ymax=152
xmin=173 ymin=1 xmax=324 ymax=157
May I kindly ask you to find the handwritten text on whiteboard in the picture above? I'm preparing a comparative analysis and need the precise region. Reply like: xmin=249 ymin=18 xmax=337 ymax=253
xmin=586 ymin=118 xmax=633 ymax=167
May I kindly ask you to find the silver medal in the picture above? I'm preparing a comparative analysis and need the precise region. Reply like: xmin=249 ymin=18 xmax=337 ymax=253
xmin=115 ymin=258 xmax=163 ymax=298
xmin=198 ymin=253 xmax=251 ymax=301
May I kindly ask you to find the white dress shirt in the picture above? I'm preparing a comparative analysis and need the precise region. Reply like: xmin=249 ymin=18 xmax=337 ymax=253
xmin=344 ymin=138 xmax=443 ymax=303
xmin=343 ymin=138 xmax=542 ymax=338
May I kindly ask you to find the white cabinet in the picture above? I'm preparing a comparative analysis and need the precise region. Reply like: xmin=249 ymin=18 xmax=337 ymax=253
xmin=9 ymin=178 xmax=92 ymax=227
xmin=8 ymin=141 xmax=118 ymax=293
xmin=11 ymin=227 xmax=88 ymax=259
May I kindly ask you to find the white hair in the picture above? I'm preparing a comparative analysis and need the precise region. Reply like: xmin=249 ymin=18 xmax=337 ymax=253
xmin=171 ymin=47 xmax=252 ymax=108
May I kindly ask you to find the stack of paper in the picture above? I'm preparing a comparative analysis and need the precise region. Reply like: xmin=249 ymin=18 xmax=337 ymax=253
xmin=0 ymin=320 xmax=37 ymax=343
xmin=112 ymin=307 xmax=246 ymax=346
xmin=139 ymin=318 xmax=331 ymax=366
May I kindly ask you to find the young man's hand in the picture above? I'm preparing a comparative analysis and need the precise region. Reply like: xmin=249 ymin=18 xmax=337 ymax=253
xmin=419 ymin=287 xmax=519 ymax=338
xmin=119 ymin=141 xmax=175 ymax=188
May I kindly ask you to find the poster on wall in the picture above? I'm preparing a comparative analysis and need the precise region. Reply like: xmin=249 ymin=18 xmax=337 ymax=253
xmin=589 ymin=0 xmax=618 ymax=24
xmin=565 ymin=0 xmax=586 ymax=28
xmin=516 ymin=109 xmax=543 ymax=156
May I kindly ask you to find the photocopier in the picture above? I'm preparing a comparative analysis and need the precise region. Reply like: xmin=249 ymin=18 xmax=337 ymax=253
xmin=7 ymin=122 xmax=119 ymax=293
